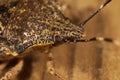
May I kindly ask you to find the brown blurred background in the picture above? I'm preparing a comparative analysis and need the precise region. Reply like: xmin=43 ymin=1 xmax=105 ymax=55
xmin=0 ymin=0 xmax=120 ymax=80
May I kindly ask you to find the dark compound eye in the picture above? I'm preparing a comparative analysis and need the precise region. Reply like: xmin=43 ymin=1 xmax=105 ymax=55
xmin=54 ymin=36 xmax=62 ymax=42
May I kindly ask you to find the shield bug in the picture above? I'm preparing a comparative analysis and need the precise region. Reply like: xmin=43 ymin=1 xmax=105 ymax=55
xmin=0 ymin=0 xmax=117 ymax=80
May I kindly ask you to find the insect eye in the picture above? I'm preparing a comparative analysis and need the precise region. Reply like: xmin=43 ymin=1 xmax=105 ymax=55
xmin=54 ymin=36 xmax=62 ymax=42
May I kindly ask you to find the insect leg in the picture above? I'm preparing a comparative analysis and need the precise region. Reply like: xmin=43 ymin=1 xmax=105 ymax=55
xmin=0 ymin=60 xmax=23 ymax=80
xmin=75 ymin=37 xmax=120 ymax=46
xmin=80 ymin=0 xmax=111 ymax=27
xmin=46 ymin=51 xmax=65 ymax=80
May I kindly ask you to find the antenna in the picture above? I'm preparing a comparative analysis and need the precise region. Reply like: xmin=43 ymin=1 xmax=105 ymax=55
xmin=80 ymin=0 xmax=111 ymax=27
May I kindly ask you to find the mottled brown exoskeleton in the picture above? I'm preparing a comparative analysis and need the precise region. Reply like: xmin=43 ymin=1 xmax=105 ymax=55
xmin=0 ymin=0 xmax=117 ymax=80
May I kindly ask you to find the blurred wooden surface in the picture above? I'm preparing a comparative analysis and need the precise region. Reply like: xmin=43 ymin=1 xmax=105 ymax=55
xmin=0 ymin=0 xmax=120 ymax=80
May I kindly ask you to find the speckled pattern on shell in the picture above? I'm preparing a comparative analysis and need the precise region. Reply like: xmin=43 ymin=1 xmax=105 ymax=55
xmin=0 ymin=0 xmax=84 ymax=60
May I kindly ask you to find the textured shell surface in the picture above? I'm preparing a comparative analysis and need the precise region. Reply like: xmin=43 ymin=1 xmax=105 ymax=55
xmin=0 ymin=0 xmax=84 ymax=59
